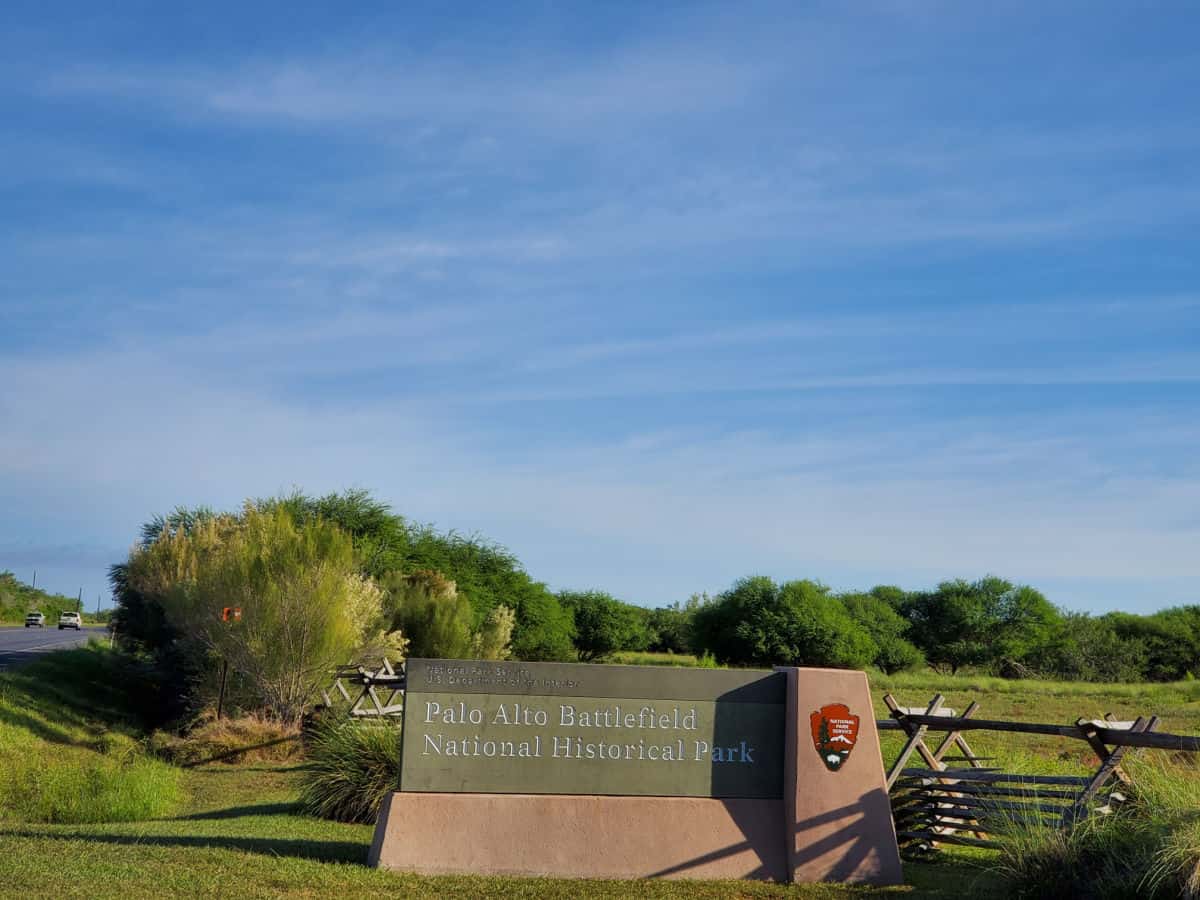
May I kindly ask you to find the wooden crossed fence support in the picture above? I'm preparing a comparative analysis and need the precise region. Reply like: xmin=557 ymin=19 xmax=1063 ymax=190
xmin=321 ymin=657 xmax=406 ymax=718
xmin=1064 ymin=714 xmax=1159 ymax=826
xmin=883 ymin=693 xmax=985 ymax=790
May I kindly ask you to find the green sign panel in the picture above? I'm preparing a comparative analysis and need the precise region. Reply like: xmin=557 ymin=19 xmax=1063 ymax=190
xmin=400 ymin=659 xmax=785 ymax=799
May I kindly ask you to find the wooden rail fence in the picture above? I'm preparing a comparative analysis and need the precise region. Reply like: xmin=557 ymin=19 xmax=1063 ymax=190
xmin=877 ymin=693 xmax=1184 ymax=852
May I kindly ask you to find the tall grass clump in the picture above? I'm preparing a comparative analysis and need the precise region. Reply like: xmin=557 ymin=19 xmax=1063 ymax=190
xmin=991 ymin=757 xmax=1200 ymax=899
xmin=992 ymin=807 xmax=1158 ymax=899
xmin=1137 ymin=758 xmax=1200 ymax=898
xmin=299 ymin=718 xmax=399 ymax=823
xmin=0 ymin=748 xmax=182 ymax=824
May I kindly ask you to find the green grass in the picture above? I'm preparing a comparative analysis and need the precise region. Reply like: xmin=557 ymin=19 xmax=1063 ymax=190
xmin=610 ymin=651 xmax=716 ymax=667
xmin=0 ymin=762 xmax=993 ymax=899
xmin=0 ymin=643 xmax=183 ymax=824
xmin=6 ymin=647 xmax=1200 ymax=897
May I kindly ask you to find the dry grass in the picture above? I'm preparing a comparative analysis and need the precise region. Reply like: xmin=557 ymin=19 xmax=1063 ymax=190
xmin=150 ymin=711 xmax=303 ymax=766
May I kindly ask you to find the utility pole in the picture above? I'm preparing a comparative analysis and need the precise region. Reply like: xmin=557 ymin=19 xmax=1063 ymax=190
xmin=32 ymin=570 xmax=36 ymax=590
xmin=77 ymin=587 xmax=82 ymax=613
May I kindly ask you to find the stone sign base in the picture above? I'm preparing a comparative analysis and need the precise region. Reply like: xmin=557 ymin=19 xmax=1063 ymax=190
xmin=369 ymin=793 xmax=787 ymax=880
xmin=370 ymin=666 xmax=902 ymax=885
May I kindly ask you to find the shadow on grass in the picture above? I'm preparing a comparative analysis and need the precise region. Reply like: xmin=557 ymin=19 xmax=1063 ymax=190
xmin=190 ymin=763 xmax=309 ymax=774
xmin=180 ymin=735 xmax=302 ymax=768
xmin=0 ymin=704 xmax=84 ymax=747
xmin=3 ymin=829 xmax=368 ymax=865
xmin=902 ymin=853 xmax=1005 ymax=898
xmin=180 ymin=802 xmax=301 ymax=820
xmin=4 ymin=644 xmax=178 ymax=731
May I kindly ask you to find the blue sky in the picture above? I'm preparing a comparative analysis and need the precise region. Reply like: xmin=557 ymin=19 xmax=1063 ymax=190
xmin=1 ymin=1 xmax=1198 ymax=614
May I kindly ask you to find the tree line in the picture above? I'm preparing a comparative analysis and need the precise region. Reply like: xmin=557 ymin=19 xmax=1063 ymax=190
xmin=570 ymin=576 xmax=1200 ymax=684
xmin=108 ymin=489 xmax=1198 ymax=724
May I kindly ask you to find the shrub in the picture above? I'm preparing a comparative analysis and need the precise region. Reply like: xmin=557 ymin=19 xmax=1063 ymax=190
xmin=692 ymin=577 xmax=877 ymax=669
xmin=125 ymin=505 xmax=384 ymax=723
xmin=900 ymin=577 xmax=1061 ymax=675
xmin=647 ymin=595 xmax=702 ymax=655
xmin=1035 ymin=613 xmax=1149 ymax=682
xmin=841 ymin=592 xmax=925 ymax=674
xmin=472 ymin=604 xmax=516 ymax=660
xmin=382 ymin=569 xmax=474 ymax=659
xmin=559 ymin=590 xmax=652 ymax=662
xmin=299 ymin=718 xmax=400 ymax=824
xmin=117 ymin=490 xmax=579 ymax=672
xmin=508 ymin=587 xmax=576 ymax=662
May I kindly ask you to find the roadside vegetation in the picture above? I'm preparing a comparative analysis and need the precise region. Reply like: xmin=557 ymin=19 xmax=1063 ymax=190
xmin=0 ymin=643 xmax=182 ymax=824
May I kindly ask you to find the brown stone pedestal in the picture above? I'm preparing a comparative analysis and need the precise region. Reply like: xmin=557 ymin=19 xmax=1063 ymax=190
xmin=778 ymin=666 xmax=902 ymax=884
xmin=370 ymin=665 xmax=902 ymax=884
xmin=369 ymin=793 xmax=788 ymax=880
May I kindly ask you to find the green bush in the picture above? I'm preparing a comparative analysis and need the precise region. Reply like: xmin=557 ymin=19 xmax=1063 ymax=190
xmin=647 ymin=595 xmax=702 ymax=655
xmin=116 ymin=490 xmax=579 ymax=673
xmin=382 ymin=569 xmax=475 ymax=658
xmin=559 ymin=590 xmax=651 ymax=662
xmin=0 ymin=749 xmax=182 ymax=824
xmin=507 ymin=587 xmax=576 ymax=662
xmin=692 ymin=576 xmax=877 ymax=669
xmin=299 ymin=719 xmax=400 ymax=824
xmin=841 ymin=592 xmax=925 ymax=674
xmin=124 ymin=505 xmax=384 ymax=723
xmin=901 ymin=577 xmax=1061 ymax=676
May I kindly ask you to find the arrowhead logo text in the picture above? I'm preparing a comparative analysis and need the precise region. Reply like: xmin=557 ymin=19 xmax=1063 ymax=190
xmin=810 ymin=703 xmax=860 ymax=772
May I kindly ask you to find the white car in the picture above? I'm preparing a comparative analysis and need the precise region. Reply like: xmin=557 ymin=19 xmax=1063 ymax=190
xmin=25 ymin=611 xmax=46 ymax=628
xmin=58 ymin=611 xmax=82 ymax=631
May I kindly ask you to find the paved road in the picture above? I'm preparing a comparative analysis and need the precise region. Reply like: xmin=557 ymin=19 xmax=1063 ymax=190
xmin=0 ymin=625 xmax=107 ymax=670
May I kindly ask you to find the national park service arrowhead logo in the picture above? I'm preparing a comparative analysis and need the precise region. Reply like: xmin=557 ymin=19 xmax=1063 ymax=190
xmin=810 ymin=703 xmax=860 ymax=772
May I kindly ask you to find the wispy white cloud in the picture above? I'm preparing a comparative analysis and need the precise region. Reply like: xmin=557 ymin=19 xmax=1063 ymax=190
xmin=40 ymin=36 xmax=774 ymax=135
xmin=2 ymin=342 xmax=1198 ymax=608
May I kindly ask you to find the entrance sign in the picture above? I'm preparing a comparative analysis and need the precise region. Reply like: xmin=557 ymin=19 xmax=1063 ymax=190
xmin=401 ymin=659 xmax=785 ymax=798
xmin=371 ymin=661 xmax=901 ymax=885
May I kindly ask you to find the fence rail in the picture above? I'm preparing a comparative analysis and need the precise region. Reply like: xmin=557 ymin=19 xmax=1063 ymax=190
xmin=878 ymin=714 xmax=1200 ymax=751
xmin=878 ymin=715 xmax=1195 ymax=758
